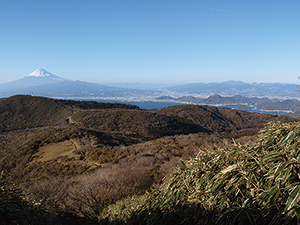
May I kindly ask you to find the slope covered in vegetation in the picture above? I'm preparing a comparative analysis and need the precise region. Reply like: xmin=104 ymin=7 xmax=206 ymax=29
xmin=0 ymin=95 xmax=138 ymax=133
xmin=0 ymin=176 xmax=61 ymax=225
xmin=154 ymin=104 xmax=282 ymax=133
xmin=0 ymin=95 xmax=297 ymax=224
xmin=3 ymin=120 xmax=300 ymax=224
xmin=0 ymin=95 xmax=290 ymax=185
xmin=0 ymin=95 xmax=290 ymax=138
xmin=98 ymin=121 xmax=300 ymax=224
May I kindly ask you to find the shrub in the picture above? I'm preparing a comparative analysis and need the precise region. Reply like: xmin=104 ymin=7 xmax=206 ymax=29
xmin=0 ymin=174 xmax=60 ymax=225
xmin=23 ymin=177 xmax=69 ymax=211
xmin=25 ymin=163 xmax=153 ymax=218
xmin=66 ymin=164 xmax=152 ymax=217
xmin=97 ymin=121 xmax=300 ymax=224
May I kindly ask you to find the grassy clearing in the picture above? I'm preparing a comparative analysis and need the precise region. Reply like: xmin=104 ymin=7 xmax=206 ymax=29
xmin=34 ymin=140 xmax=79 ymax=162
xmin=31 ymin=139 xmax=105 ymax=177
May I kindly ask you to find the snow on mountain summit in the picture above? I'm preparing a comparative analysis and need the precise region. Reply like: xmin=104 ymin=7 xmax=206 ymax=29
xmin=26 ymin=69 xmax=64 ymax=80
xmin=27 ymin=69 xmax=53 ymax=77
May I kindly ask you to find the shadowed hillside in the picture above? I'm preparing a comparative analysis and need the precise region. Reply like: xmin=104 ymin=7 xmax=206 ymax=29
xmin=0 ymin=95 xmax=290 ymax=137
xmin=0 ymin=95 xmax=70 ymax=132
xmin=0 ymin=95 xmax=139 ymax=133
xmin=154 ymin=104 xmax=287 ymax=134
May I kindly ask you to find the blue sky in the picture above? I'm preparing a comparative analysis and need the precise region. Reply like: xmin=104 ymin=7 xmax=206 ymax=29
xmin=0 ymin=0 xmax=299 ymax=84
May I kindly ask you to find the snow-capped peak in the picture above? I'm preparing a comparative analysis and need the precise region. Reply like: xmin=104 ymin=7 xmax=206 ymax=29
xmin=26 ymin=69 xmax=65 ymax=81
xmin=27 ymin=69 xmax=53 ymax=77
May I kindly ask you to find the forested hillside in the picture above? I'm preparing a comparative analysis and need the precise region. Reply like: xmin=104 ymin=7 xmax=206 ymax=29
xmin=0 ymin=95 xmax=289 ymax=136
xmin=0 ymin=95 xmax=297 ymax=224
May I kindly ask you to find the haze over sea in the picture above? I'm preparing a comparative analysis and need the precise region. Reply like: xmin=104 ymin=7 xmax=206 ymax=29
xmin=70 ymin=98 xmax=284 ymax=115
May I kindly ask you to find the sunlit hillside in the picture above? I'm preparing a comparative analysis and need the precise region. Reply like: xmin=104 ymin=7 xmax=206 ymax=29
xmin=0 ymin=95 xmax=298 ymax=225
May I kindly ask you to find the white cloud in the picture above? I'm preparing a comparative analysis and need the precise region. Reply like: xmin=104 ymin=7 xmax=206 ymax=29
xmin=209 ymin=8 xmax=224 ymax=12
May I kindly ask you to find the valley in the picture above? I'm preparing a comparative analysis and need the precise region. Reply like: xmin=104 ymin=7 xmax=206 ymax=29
xmin=0 ymin=95 xmax=299 ymax=224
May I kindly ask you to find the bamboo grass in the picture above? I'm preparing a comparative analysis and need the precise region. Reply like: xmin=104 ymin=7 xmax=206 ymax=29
xmin=98 ymin=121 xmax=300 ymax=224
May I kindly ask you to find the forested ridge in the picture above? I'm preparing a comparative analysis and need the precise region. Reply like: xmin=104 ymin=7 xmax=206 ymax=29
xmin=1 ymin=95 xmax=298 ymax=225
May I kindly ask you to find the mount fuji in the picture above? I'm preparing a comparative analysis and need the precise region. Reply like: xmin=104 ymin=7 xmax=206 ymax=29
xmin=0 ymin=69 xmax=65 ymax=93
xmin=0 ymin=69 xmax=157 ymax=98
xmin=26 ymin=68 xmax=65 ymax=80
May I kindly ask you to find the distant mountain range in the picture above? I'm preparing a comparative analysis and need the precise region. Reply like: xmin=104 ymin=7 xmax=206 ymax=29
xmin=156 ymin=94 xmax=271 ymax=105
xmin=1 ymin=69 xmax=299 ymax=99
xmin=156 ymin=94 xmax=300 ymax=117
xmin=0 ymin=69 xmax=158 ymax=98
xmin=167 ymin=80 xmax=299 ymax=98
xmin=0 ymin=69 xmax=64 ymax=93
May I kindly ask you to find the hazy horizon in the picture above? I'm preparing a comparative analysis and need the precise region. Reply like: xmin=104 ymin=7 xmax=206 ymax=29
xmin=1 ymin=68 xmax=299 ymax=86
xmin=1 ymin=1 xmax=299 ymax=84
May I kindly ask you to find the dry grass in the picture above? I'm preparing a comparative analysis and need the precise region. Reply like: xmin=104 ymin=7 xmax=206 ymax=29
xmin=23 ymin=162 xmax=153 ymax=218
xmin=33 ymin=140 xmax=79 ymax=162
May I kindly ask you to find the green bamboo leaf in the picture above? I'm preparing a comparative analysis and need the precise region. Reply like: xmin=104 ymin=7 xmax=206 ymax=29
xmin=281 ymin=167 xmax=292 ymax=184
xmin=246 ymin=173 xmax=253 ymax=189
xmin=210 ymin=177 xmax=227 ymax=193
xmin=286 ymin=207 xmax=298 ymax=224
xmin=263 ymin=152 xmax=283 ymax=163
xmin=274 ymin=163 xmax=287 ymax=177
xmin=233 ymin=174 xmax=247 ymax=187
xmin=273 ymin=188 xmax=282 ymax=202
xmin=285 ymin=185 xmax=300 ymax=211
xmin=220 ymin=164 xmax=238 ymax=175
xmin=264 ymin=188 xmax=277 ymax=204
xmin=220 ymin=194 xmax=227 ymax=209
xmin=243 ymin=151 xmax=259 ymax=164
xmin=242 ymin=199 xmax=249 ymax=208
xmin=250 ymin=189 xmax=254 ymax=198
xmin=224 ymin=177 xmax=236 ymax=192
xmin=180 ymin=159 xmax=187 ymax=169
xmin=283 ymin=131 xmax=295 ymax=145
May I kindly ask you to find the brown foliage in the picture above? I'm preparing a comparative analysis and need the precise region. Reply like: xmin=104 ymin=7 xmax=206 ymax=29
xmin=0 ymin=95 xmax=292 ymax=221
xmin=24 ymin=163 xmax=153 ymax=217
xmin=0 ymin=95 xmax=290 ymax=139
